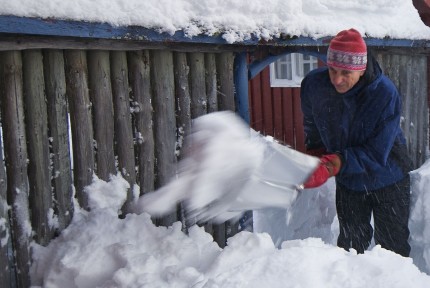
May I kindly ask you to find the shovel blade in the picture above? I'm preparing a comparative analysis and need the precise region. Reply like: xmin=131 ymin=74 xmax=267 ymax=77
xmin=134 ymin=111 xmax=319 ymax=223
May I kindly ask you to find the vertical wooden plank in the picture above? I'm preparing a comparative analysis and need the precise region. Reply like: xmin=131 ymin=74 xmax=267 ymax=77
xmin=205 ymin=53 xmax=218 ymax=113
xmin=406 ymin=55 xmax=419 ymax=166
xmin=173 ymin=52 xmax=192 ymax=157
xmin=416 ymin=56 xmax=428 ymax=166
xmin=189 ymin=52 xmax=207 ymax=118
xmin=272 ymin=87 xmax=283 ymax=141
xmin=0 ymin=128 xmax=12 ymax=288
xmin=216 ymin=52 xmax=238 ymax=244
xmin=216 ymin=52 xmax=236 ymax=111
xmin=398 ymin=55 xmax=417 ymax=165
xmin=282 ymin=88 xmax=294 ymax=147
xmin=173 ymin=52 xmax=193 ymax=230
xmin=261 ymin=68 xmax=274 ymax=136
xmin=293 ymin=88 xmax=306 ymax=152
xmin=111 ymin=51 xmax=136 ymax=209
xmin=151 ymin=50 xmax=177 ymax=226
xmin=64 ymin=50 xmax=94 ymax=210
xmin=373 ymin=51 xmax=427 ymax=168
xmin=249 ymin=72 xmax=264 ymax=133
xmin=0 ymin=50 xmax=31 ymax=288
xmin=128 ymin=50 xmax=155 ymax=195
xmin=87 ymin=50 xmax=116 ymax=181
xmin=410 ymin=55 xmax=428 ymax=166
xmin=43 ymin=50 xmax=74 ymax=232
xmin=22 ymin=49 xmax=54 ymax=245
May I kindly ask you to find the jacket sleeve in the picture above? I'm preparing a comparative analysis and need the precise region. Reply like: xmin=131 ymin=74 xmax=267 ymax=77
xmin=300 ymin=75 xmax=325 ymax=151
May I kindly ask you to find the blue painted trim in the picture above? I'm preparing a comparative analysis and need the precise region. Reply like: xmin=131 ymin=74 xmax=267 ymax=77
xmin=248 ymin=50 xmax=327 ymax=80
xmin=248 ymin=55 xmax=283 ymax=80
xmin=234 ymin=52 xmax=250 ymax=124
xmin=0 ymin=15 xmax=231 ymax=44
xmin=1 ymin=15 xmax=429 ymax=48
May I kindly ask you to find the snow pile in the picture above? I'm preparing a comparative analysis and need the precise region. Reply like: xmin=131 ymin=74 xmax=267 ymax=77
xmin=30 ymin=173 xmax=430 ymax=287
xmin=1 ymin=0 xmax=430 ymax=42
xmin=410 ymin=159 xmax=430 ymax=273
xmin=28 ymin=111 xmax=430 ymax=287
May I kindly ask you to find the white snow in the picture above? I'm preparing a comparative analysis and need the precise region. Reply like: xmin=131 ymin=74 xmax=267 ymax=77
xmin=29 ymin=112 xmax=430 ymax=287
xmin=1 ymin=0 xmax=430 ymax=287
xmin=1 ymin=0 xmax=430 ymax=42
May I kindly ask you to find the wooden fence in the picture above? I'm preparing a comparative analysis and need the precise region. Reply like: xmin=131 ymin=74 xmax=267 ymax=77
xmin=0 ymin=49 xmax=236 ymax=288
xmin=374 ymin=52 xmax=429 ymax=167
xmin=1 ymin=45 xmax=428 ymax=287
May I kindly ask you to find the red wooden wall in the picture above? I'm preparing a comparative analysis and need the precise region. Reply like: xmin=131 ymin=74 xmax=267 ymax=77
xmin=248 ymin=65 xmax=306 ymax=152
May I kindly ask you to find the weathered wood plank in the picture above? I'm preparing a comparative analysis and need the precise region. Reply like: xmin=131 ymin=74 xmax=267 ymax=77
xmin=359 ymin=51 xmax=427 ymax=168
xmin=409 ymin=56 xmax=428 ymax=167
xmin=22 ymin=49 xmax=55 ymax=245
xmin=205 ymin=53 xmax=218 ymax=113
xmin=415 ymin=56 xmax=428 ymax=166
xmin=128 ymin=50 xmax=155 ymax=195
xmin=87 ymin=50 xmax=116 ymax=181
xmin=189 ymin=52 xmax=207 ymax=118
xmin=217 ymin=52 xmax=239 ymax=242
xmin=0 ymin=128 xmax=12 ymax=288
xmin=0 ymin=50 xmax=31 ymax=288
xmin=151 ymin=50 xmax=178 ymax=226
xmin=174 ymin=52 xmax=192 ymax=159
xmin=173 ymin=52 xmax=193 ymax=230
xmin=216 ymin=52 xmax=236 ymax=111
xmin=111 ymin=51 xmax=136 ymax=208
xmin=43 ymin=49 xmax=74 ymax=232
xmin=0 ymin=35 xmax=247 ymax=53
xmin=405 ymin=57 xmax=417 ymax=164
xmin=64 ymin=50 xmax=94 ymax=210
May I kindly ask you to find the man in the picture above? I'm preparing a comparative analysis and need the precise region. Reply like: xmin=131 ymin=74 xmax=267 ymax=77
xmin=300 ymin=28 xmax=412 ymax=257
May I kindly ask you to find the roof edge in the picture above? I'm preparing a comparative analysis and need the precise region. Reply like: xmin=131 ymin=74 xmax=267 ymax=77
xmin=1 ymin=15 xmax=429 ymax=48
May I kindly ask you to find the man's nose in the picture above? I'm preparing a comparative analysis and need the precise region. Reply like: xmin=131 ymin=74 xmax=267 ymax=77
xmin=331 ymin=74 xmax=343 ymax=85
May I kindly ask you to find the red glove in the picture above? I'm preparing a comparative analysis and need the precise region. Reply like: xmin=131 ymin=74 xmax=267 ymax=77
xmin=304 ymin=154 xmax=341 ymax=188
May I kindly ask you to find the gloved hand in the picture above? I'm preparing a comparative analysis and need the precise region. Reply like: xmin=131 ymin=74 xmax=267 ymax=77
xmin=303 ymin=154 xmax=341 ymax=188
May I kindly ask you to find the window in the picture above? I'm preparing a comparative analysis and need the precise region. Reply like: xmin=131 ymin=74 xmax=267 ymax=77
xmin=270 ymin=53 xmax=318 ymax=87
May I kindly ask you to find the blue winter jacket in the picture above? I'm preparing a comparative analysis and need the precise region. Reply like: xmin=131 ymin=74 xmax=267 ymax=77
xmin=300 ymin=56 xmax=412 ymax=191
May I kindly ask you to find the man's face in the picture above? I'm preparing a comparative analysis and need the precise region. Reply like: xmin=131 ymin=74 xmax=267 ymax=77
xmin=328 ymin=66 xmax=365 ymax=94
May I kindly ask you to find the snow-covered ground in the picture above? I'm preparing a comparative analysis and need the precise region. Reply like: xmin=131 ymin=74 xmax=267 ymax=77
xmin=3 ymin=0 xmax=430 ymax=287
xmin=30 ymin=112 xmax=430 ymax=288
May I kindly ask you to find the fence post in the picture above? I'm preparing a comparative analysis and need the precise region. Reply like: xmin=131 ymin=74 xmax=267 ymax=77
xmin=0 ymin=50 xmax=31 ymax=288
xmin=43 ymin=49 xmax=74 ymax=231
xmin=128 ymin=50 xmax=155 ymax=196
xmin=87 ymin=50 xmax=116 ymax=181
xmin=189 ymin=52 xmax=207 ymax=118
xmin=0 ymin=128 xmax=12 ymax=288
xmin=64 ymin=50 xmax=94 ymax=210
xmin=111 ymin=51 xmax=136 ymax=210
xmin=151 ymin=50 xmax=178 ymax=227
xmin=22 ymin=49 xmax=55 ymax=245
xmin=205 ymin=53 xmax=218 ymax=113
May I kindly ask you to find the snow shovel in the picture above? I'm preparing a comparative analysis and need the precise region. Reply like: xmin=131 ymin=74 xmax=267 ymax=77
xmin=133 ymin=111 xmax=319 ymax=223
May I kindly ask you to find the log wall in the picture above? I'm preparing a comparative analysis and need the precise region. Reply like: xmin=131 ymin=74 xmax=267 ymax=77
xmin=0 ymin=48 xmax=236 ymax=287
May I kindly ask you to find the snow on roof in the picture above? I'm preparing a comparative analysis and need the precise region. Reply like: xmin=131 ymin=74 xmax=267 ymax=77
xmin=1 ymin=0 xmax=430 ymax=43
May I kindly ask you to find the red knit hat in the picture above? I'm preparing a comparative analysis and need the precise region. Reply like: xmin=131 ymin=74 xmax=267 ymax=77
xmin=327 ymin=28 xmax=367 ymax=71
